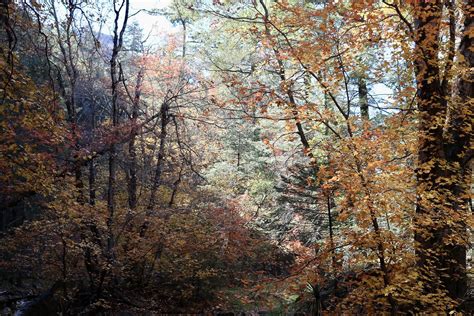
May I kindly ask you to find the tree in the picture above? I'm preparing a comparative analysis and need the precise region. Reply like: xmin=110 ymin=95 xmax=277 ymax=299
xmin=411 ymin=0 xmax=472 ymax=306
xmin=0 ymin=0 xmax=472 ymax=314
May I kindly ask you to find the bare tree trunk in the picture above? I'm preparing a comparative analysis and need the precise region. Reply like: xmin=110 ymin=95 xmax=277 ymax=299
xmin=168 ymin=167 xmax=182 ymax=207
xmin=358 ymin=74 xmax=369 ymax=119
xmin=107 ymin=0 xmax=129 ymax=253
xmin=321 ymin=89 xmax=339 ymax=273
xmin=128 ymin=68 xmax=143 ymax=210
xmin=147 ymin=102 xmax=169 ymax=211
xmin=89 ymin=101 xmax=96 ymax=205
xmin=51 ymin=0 xmax=85 ymax=202
xmin=0 ymin=0 xmax=16 ymax=74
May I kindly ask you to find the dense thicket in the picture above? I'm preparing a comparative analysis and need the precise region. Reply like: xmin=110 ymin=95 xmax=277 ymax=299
xmin=0 ymin=0 xmax=472 ymax=314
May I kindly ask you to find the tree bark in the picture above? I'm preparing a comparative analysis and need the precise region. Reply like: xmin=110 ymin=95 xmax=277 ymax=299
xmin=444 ymin=0 xmax=473 ymax=301
xmin=413 ymin=0 xmax=471 ymax=303
xmin=107 ymin=0 xmax=129 ymax=252
xmin=358 ymin=74 xmax=369 ymax=120
xmin=147 ymin=102 xmax=169 ymax=211
xmin=128 ymin=68 xmax=143 ymax=210
xmin=89 ymin=99 xmax=96 ymax=205
xmin=168 ymin=167 xmax=182 ymax=207
xmin=51 ymin=0 xmax=86 ymax=201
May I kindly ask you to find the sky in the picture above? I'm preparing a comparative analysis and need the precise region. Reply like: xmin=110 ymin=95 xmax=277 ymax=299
xmin=129 ymin=0 xmax=177 ymax=43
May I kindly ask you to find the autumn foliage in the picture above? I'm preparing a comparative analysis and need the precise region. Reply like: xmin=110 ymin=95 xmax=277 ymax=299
xmin=0 ymin=0 xmax=472 ymax=314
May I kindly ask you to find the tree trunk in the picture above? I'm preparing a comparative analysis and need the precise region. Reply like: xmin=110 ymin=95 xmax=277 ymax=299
xmin=128 ymin=68 xmax=143 ymax=210
xmin=358 ymin=74 xmax=369 ymax=120
xmin=107 ymin=0 xmax=129 ymax=253
xmin=89 ymin=101 xmax=96 ymax=205
xmin=413 ymin=0 xmax=471 ymax=304
xmin=148 ymin=102 xmax=169 ymax=211
xmin=444 ymin=0 xmax=473 ymax=301
xmin=168 ymin=167 xmax=182 ymax=207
